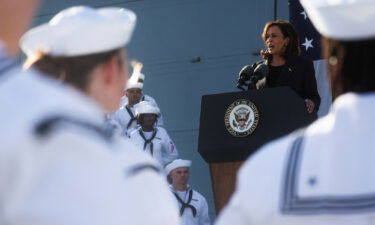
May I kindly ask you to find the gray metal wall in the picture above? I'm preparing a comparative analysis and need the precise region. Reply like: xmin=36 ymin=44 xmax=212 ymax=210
xmin=33 ymin=0 xmax=289 ymax=221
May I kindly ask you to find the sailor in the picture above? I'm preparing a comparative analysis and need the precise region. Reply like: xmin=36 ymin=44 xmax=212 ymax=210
xmin=119 ymin=61 xmax=162 ymax=109
xmin=215 ymin=0 xmax=375 ymax=225
xmin=166 ymin=159 xmax=211 ymax=225
xmin=108 ymin=62 xmax=164 ymax=136
xmin=0 ymin=6 xmax=180 ymax=225
xmin=128 ymin=101 xmax=178 ymax=166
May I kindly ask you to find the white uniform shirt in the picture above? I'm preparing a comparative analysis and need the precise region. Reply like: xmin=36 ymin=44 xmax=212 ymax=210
xmin=120 ymin=94 xmax=165 ymax=126
xmin=170 ymin=186 xmax=211 ymax=225
xmin=216 ymin=93 xmax=375 ymax=225
xmin=128 ymin=127 xmax=179 ymax=166
xmin=107 ymin=104 xmax=139 ymax=137
xmin=0 ymin=47 xmax=180 ymax=225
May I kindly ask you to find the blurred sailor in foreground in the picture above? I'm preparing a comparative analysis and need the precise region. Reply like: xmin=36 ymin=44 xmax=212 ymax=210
xmin=128 ymin=101 xmax=178 ymax=166
xmin=166 ymin=159 xmax=211 ymax=225
xmin=216 ymin=0 xmax=375 ymax=224
xmin=0 ymin=5 xmax=180 ymax=225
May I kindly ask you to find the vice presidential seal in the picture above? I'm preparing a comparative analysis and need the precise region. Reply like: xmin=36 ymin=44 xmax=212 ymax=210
xmin=224 ymin=99 xmax=259 ymax=137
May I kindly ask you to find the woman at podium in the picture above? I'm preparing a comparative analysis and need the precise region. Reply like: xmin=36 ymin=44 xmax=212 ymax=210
xmin=251 ymin=20 xmax=320 ymax=113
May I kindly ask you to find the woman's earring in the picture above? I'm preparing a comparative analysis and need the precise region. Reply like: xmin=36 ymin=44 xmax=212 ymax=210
xmin=329 ymin=56 xmax=338 ymax=66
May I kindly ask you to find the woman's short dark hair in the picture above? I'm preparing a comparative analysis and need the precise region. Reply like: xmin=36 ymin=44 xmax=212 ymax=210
xmin=260 ymin=20 xmax=301 ymax=62
xmin=323 ymin=37 xmax=375 ymax=99
xmin=30 ymin=48 xmax=122 ymax=91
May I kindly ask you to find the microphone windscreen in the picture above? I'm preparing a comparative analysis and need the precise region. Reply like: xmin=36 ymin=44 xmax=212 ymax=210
xmin=254 ymin=64 xmax=269 ymax=79
xmin=238 ymin=65 xmax=254 ymax=78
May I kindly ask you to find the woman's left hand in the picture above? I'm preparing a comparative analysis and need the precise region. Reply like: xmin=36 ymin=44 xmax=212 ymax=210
xmin=305 ymin=99 xmax=315 ymax=113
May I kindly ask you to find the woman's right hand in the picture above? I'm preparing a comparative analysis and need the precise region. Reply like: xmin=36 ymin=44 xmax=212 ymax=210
xmin=305 ymin=99 xmax=315 ymax=113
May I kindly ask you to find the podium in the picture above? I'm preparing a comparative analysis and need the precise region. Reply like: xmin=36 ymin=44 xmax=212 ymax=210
xmin=197 ymin=87 xmax=317 ymax=213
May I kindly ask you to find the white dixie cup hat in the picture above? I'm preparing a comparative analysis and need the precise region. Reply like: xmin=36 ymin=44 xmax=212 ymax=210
xmin=165 ymin=159 xmax=192 ymax=175
xmin=125 ymin=61 xmax=145 ymax=90
xmin=135 ymin=101 xmax=160 ymax=117
xmin=20 ymin=5 xmax=136 ymax=58
xmin=125 ymin=71 xmax=145 ymax=90
xmin=300 ymin=0 xmax=375 ymax=40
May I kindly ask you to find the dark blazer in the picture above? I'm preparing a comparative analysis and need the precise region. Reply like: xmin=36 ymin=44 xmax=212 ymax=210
xmin=253 ymin=55 xmax=321 ymax=111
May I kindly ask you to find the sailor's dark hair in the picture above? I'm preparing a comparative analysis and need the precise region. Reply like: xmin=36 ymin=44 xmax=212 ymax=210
xmin=29 ymin=48 xmax=122 ymax=91
xmin=323 ymin=37 xmax=375 ymax=99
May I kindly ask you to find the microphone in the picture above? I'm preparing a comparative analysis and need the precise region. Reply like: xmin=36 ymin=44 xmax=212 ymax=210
xmin=253 ymin=63 xmax=269 ymax=81
xmin=237 ymin=65 xmax=253 ymax=90
xmin=246 ymin=63 xmax=269 ymax=90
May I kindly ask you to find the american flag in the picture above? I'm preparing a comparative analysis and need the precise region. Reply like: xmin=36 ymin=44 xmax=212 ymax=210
xmin=289 ymin=0 xmax=332 ymax=117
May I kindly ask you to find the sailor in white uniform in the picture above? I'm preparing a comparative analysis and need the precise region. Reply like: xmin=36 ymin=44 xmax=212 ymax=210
xmin=166 ymin=159 xmax=211 ymax=225
xmin=0 ymin=6 xmax=180 ymax=225
xmin=215 ymin=1 xmax=375 ymax=225
xmin=128 ymin=101 xmax=178 ymax=166
xmin=119 ymin=61 xmax=162 ymax=109
xmin=108 ymin=63 xmax=164 ymax=136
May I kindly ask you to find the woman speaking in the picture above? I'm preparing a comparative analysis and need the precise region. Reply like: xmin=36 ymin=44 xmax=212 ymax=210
xmin=253 ymin=20 xmax=320 ymax=113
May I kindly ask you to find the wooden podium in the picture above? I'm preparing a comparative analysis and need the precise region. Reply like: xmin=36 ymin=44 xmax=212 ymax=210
xmin=197 ymin=87 xmax=317 ymax=213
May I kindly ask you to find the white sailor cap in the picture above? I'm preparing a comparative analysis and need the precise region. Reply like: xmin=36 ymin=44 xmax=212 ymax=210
xmin=20 ymin=6 xmax=136 ymax=58
xmin=300 ymin=0 xmax=375 ymax=40
xmin=125 ymin=71 xmax=145 ymax=90
xmin=135 ymin=101 xmax=160 ymax=116
xmin=165 ymin=159 xmax=192 ymax=175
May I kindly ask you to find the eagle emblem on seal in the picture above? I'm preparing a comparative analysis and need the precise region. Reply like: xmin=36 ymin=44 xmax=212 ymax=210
xmin=234 ymin=109 xmax=251 ymax=130
xmin=224 ymin=99 xmax=259 ymax=137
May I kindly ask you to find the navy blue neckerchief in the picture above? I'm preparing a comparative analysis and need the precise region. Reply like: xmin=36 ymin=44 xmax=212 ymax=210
xmin=173 ymin=189 xmax=197 ymax=217
xmin=125 ymin=105 xmax=137 ymax=129
xmin=139 ymin=128 xmax=157 ymax=155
